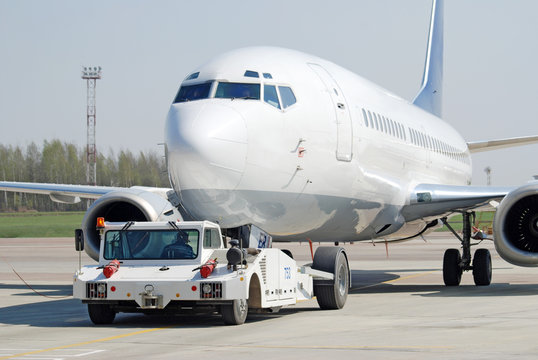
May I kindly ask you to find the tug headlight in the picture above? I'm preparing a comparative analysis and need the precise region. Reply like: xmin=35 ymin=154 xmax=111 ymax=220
xmin=97 ymin=284 xmax=106 ymax=293
xmin=202 ymin=284 xmax=212 ymax=294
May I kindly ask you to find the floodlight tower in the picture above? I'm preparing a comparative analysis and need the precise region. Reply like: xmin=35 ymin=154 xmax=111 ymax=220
xmin=81 ymin=66 xmax=102 ymax=186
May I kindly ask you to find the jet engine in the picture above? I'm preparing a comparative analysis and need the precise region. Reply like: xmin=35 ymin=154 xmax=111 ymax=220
xmin=81 ymin=187 xmax=182 ymax=261
xmin=493 ymin=182 xmax=538 ymax=266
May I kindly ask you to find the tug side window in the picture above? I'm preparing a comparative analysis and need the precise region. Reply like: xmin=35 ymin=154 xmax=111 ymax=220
xmin=204 ymin=228 xmax=222 ymax=249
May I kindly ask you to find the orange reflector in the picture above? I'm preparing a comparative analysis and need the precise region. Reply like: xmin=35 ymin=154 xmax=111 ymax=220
xmin=96 ymin=217 xmax=105 ymax=228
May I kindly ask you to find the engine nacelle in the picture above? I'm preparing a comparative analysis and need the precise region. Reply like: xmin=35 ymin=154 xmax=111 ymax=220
xmin=81 ymin=188 xmax=182 ymax=261
xmin=493 ymin=182 xmax=538 ymax=266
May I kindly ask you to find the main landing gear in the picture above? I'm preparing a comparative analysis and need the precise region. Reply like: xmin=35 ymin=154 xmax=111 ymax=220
xmin=441 ymin=212 xmax=492 ymax=286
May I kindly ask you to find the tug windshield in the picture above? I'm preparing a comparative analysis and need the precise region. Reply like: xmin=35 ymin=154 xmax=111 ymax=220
xmin=103 ymin=229 xmax=199 ymax=260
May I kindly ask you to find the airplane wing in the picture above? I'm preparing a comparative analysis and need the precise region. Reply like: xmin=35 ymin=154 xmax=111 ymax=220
xmin=467 ymin=135 xmax=538 ymax=153
xmin=401 ymin=183 xmax=514 ymax=222
xmin=0 ymin=181 xmax=172 ymax=204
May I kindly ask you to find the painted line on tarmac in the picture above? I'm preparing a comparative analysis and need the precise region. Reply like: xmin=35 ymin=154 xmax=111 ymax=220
xmin=0 ymin=326 xmax=173 ymax=360
xmin=224 ymin=344 xmax=451 ymax=351
xmin=0 ymin=348 xmax=105 ymax=358
xmin=355 ymin=270 xmax=439 ymax=290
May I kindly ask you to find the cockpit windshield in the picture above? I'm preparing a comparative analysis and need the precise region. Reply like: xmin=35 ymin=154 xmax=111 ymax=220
xmin=174 ymin=83 xmax=211 ymax=103
xmin=215 ymin=82 xmax=260 ymax=100
xmin=103 ymin=229 xmax=199 ymax=260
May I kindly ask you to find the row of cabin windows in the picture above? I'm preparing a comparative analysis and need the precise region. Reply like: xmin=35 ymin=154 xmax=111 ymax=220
xmin=408 ymin=128 xmax=470 ymax=164
xmin=361 ymin=108 xmax=407 ymax=141
xmin=360 ymin=107 xmax=470 ymax=165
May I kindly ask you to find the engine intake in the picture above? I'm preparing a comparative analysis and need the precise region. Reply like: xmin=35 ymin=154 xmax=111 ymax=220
xmin=81 ymin=188 xmax=182 ymax=261
xmin=493 ymin=182 xmax=538 ymax=266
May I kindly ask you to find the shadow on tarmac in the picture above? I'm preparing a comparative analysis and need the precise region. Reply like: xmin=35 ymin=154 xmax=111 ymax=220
xmin=2 ymin=269 xmax=538 ymax=328
xmin=0 ymin=296 xmax=297 ymax=328
xmin=0 ymin=283 xmax=72 ymax=297
xmin=350 ymin=269 xmax=538 ymax=297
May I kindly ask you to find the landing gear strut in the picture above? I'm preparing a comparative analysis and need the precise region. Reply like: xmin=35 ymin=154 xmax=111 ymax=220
xmin=441 ymin=212 xmax=492 ymax=286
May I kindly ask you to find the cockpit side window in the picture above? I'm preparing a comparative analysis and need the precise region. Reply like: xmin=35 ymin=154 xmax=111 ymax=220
xmin=278 ymin=86 xmax=296 ymax=109
xmin=215 ymin=82 xmax=260 ymax=100
xmin=263 ymin=85 xmax=281 ymax=109
xmin=244 ymin=70 xmax=259 ymax=78
xmin=174 ymin=82 xmax=211 ymax=103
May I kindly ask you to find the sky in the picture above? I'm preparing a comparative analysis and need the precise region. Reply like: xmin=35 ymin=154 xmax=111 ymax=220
xmin=0 ymin=0 xmax=537 ymax=186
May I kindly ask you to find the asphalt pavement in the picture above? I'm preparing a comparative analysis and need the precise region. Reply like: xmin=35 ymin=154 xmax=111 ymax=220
xmin=1 ymin=234 xmax=538 ymax=359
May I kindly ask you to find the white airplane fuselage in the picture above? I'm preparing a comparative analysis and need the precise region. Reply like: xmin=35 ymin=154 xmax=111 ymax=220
xmin=165 ymin=47 xmax=471 ymax=242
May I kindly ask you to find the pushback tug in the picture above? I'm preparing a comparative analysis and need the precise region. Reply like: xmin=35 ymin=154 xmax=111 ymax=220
xmin=73 ymin=218 xmax=350 ymax=325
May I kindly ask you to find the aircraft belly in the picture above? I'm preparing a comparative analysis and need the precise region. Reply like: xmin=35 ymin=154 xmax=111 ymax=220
xmin=178 ymin=189 xmax=403 ymax=242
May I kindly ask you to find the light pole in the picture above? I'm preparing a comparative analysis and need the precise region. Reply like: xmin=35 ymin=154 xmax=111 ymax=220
xmin=81 ymin=66 xmax=102 ymax=186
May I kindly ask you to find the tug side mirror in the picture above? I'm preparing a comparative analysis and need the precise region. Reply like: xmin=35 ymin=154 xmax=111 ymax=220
xmin=75 ymin=229 xmax=84 ymax=252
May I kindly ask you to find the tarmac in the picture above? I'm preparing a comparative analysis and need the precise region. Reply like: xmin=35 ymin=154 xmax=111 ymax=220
xmin=1 ymin=233 xmax=538 ymax=359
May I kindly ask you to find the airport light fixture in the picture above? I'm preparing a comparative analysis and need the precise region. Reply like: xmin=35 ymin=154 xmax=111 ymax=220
xmin=82 ymin=66 xmax=102 ymax=79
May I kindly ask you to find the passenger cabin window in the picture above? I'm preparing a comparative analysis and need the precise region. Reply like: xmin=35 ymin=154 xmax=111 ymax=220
xmin=372 ymin=113 xmax=379 ymax=130
xmin=362 ymin=109 xmax=369 ymax=127
xmin=264 ymin=85 xmax=281 ymax=109
xmin=278 ymin=86 xmax=296 ymax=108
xmin=174 ymin=83 xmax=211 ymax=103
xmin=376 ymin=114 xmax=382 ymax=131
xmin=215 ymin=82 xmax=260 ymax=100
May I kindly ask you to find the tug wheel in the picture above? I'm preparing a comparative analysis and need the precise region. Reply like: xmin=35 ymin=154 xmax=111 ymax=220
xmin=221 ymin=298 xmax=248 ymax=325
xmin=88 ymin=303 xmax=116 ymax=325
xmin=312 ymin=247 xmax=349 ymax=309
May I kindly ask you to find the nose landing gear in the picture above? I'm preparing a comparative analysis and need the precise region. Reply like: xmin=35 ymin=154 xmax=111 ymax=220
xmin=441 ymin=212 xmax=492 ymax=286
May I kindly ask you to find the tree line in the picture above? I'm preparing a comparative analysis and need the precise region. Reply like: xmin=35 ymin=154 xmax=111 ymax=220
xmin=0 ymin=140 xmax=169 ymax=212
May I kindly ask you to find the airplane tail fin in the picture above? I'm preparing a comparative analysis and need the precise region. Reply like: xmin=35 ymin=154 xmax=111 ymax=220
xmin=412 ymin=0 xmax=443 ymax=118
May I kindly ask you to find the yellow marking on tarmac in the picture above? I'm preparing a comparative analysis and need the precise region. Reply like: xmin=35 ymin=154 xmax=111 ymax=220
xmin=225 ymin=344 xmax=451 ymax=351
xmin=355 ymin=270 xmax=439 ymax=290
xmin=0 ymin=326 xmax=173 ymax=359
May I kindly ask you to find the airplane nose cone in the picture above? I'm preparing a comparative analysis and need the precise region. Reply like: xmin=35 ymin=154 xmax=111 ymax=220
xmin=165 ymin=103 xmax=247 ymax=191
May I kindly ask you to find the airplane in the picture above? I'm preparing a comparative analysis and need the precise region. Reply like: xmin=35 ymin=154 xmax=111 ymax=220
xmin=2 ymin=0 xmax=538 ymax=293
